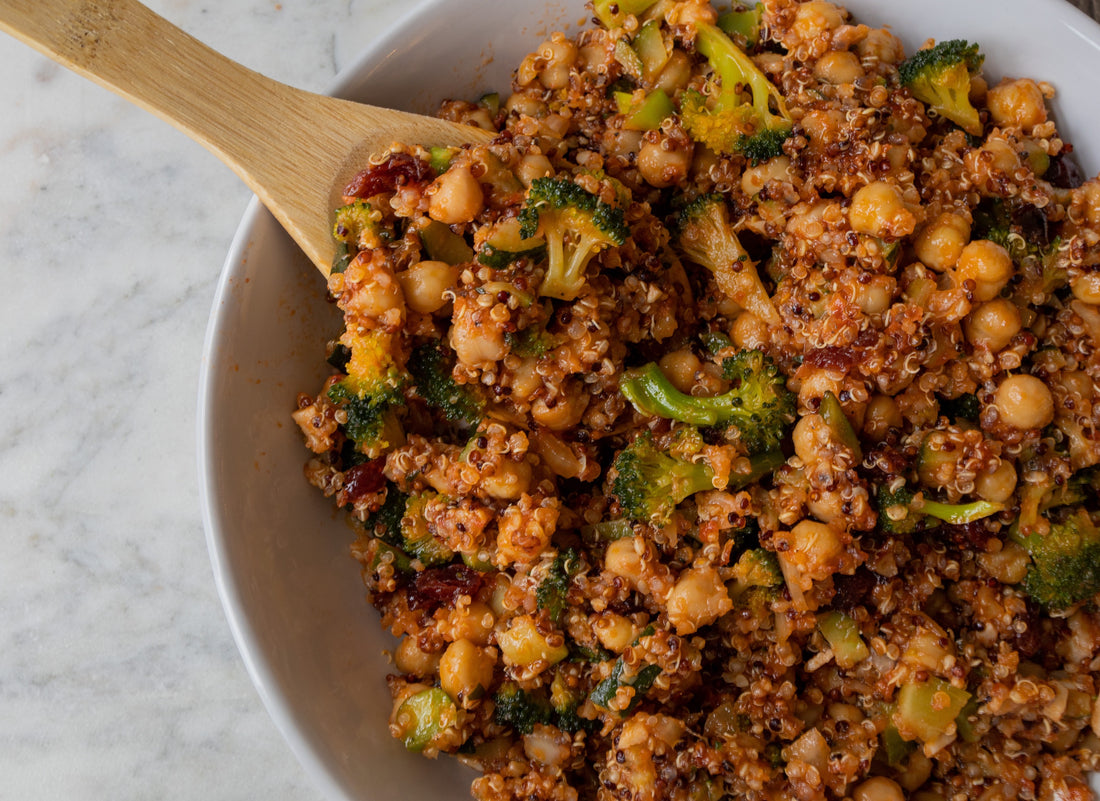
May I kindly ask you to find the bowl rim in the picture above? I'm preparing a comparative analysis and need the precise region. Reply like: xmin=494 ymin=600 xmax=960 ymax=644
xmin=196 ymin=2 xmax=442 ymax=799
xmin=196 ymin=1 xmax=1100 ymax=799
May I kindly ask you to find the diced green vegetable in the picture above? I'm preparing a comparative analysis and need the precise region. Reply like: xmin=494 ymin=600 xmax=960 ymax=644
xmin=819 ymin=391 xmax=862 ymax=460
xmin=401 ymin=492 xmax=454 ymax=566
xmin=893 ymin=677 xmax=971 ymax=743
xmin=632 ymin=20 xmax=670 ymax=80
xmin=615 ymin=89 xmax=675 ymax=130
xmin=420 ymin=219 xmax=474 ymax=265
xmin=818 ymin=610 xmax=869 ymax=668
xmin=717 ymin=3 xmax=763 ymax=46
xmin=594 ymin=0 xmax=660 ymax=29
xmin=394 ymin=688 xmax=458 ymax=751
xmin=477 ymin=217 xmax=547 ymax=269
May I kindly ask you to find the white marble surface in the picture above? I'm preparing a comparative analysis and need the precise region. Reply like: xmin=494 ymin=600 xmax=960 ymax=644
xmin=0 ymin=1 xmax=423 ymax=798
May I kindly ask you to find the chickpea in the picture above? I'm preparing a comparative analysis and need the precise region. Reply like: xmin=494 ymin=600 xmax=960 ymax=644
xmin=1072 ymin=272 xmax=1100 ymax=305
xmin=637 ymin=136 xmax=693 ymax=188
xmin=954 ymin=239 xmax=1014 ymax=301
xmin=813 ymin=50 xmax=864 ymax=85
xmin=853 ymin=776 xmax=905 ymax=801
xmin=965 ymin=298 xmax=1022 ymax=351
xmin=994 ymin=374 xmax=1055 ymax=430
xmin=504 ymin=91 xmax=546 ymax=118
xmin=439 ymin=639 xmax=496 ymax=707
xmin=481 ymin=458 xmax=533 ymax=500
xmin=849 ymin=181 xmax=916 ymax=238
xmin=913 ymin=212 xmax=971 ymax=272
xmin=658 ymin=349 xmax=702 ymax=395
xmin=975 ymin=459 xmax=1018 ymax=504
xmin=863 ymin=394 xmax=902 ymax=442
xmin=792 ymin=412 xmax=830 ymax=465
xmin=987 ymin=78 xmax=1047 ymax=131
xmin=396 ymin=260 xmax=459 ymax=315
xmin=394 ymin=635 xmax=441 ymax=678
xmin=515 ymin=153 xmax=553 ymax=187
xmin=428 ymin=164 xmax=484 ymax=224
xmin=797 ymin=370 xmax=842 ymax=415
xmin=741 ymin=156 xmax=792 ymax=196
xmin=730 ymin=310 xmax=769 ymax=350
xmin=605 ymin=537 xmax=645 ymax=589
xmin=792 ymin=1 xmax=845 ymax=41
xmin=536 ymin=35 xmax=577 ymax=90
xmin=496 ymin=615 xmax=568 ymax=667
xmin=447 ymin=601 xmax=496 ymax=647
xmin=965 ymin=137 xmax=1021 ymax=190
xmin=977 ymin=540 xmax=1031 ymax=585
xmin=855 ymin=28 xmax=904 ymax=65
xmin=665 ymin=566 xmax=733 ymax=636
xmin=593 ymin=612 xmax=637 ymax=653
xmin=531 ymin=390 xmax=588 ymax=431
xmin=654 ymin=50 xmax=693 ymax=93
xmin=855 ymin=274 xmax=896 ymax=315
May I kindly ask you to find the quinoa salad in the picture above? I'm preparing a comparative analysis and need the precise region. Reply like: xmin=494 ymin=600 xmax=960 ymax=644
xmin=292 ymin=1 xmax=1100 ymax=798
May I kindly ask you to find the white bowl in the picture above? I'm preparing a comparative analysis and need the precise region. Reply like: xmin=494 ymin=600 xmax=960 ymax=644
xmin=198 ymin=1 xmax=1100 ymax=799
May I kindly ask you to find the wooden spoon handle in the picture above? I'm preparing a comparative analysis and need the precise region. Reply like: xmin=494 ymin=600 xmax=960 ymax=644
xmin=0 ymin=0 xmax=490 ymax=272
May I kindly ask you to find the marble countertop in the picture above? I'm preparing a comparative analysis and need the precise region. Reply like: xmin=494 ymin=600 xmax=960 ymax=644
xmin=3 ymin=1 xmax=1100 ymax=800
xmin=0 ymin=1 xmax=419 ymax=798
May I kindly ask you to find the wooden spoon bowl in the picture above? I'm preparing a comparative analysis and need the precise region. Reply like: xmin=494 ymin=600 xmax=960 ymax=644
xmin=0 ymin=0 xmax=494 ymax=275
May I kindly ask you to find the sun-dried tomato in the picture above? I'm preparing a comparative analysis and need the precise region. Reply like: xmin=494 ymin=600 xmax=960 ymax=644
xmin=343 ymin=153 xmax=433 ymax=199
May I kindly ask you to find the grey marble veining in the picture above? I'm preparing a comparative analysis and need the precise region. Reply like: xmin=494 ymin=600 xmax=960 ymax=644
xmin=0 ymin=1 xmax=416 ymax=798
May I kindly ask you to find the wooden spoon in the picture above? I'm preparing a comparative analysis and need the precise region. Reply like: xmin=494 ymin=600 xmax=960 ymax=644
xmin=0 ymin=0 xmax=495 ymax=275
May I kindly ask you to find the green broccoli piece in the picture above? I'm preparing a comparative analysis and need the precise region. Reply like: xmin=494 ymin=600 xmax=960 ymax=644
xmin=717 ymin=3 xmax=764 ymax=47
xmin=400 ymin=492 xmax=454 ymax=566
xmin=361 ymin=483 xmax=408 ymax=545
xmin=593 ymin=0 xmax=660 ymax=28
xmin=407 ymin=341 xmax=484 ymax=431
xmin=505 ymin=324 xmax=555 ymax=358
xmin=619 ymin=350 xmax=795 ymax=455
xmin=971 ymin=198 xmax=1064 ymax=300
xmin=589 ymin=658 xmax=661 ymax=713
xmin=730 ymin=547 xmax=782 ymax=588
xmin=517 ymin=177 xmax=628 ymax=301
xmin=1010 ymin=509 xmax=1100 ymax=609
xmin=536 ymin=549 xmax=580 ymax=624
xmin=492 ymin=682 xmax=552 ymax=735
xmin=331 ymin=201 xmax=388 ymax=274
xmin=876 ymin=484 xmax=1003 ymax=536
xmin=680 ymin=22 xmax=792 ymax=163
xmin=898 ymin=39 xmax=984 ymax=136
xmin=675 ymin=194 xmax=780 ymax=325
xmin=610 ymin=433 xmax=716 ymax=524
xmin=327 ymin=330 xmax=407 ymax=459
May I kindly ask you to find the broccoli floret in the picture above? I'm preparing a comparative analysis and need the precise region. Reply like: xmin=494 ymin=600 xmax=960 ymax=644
xmin=407 ymin=341 xmax=483 ymax=431
xmin=361 ymin=483 xmax=408 ymax=546
xmin=731 ymin=548 xmax=782 ymax=589
xmin=610 ymin=433 xmax=716 ymax=524
xmin=401 ymin=492 xmax=454 ymax=566
xmin=898 ymin=39 xmax=984 ymax=136
xmin=331 ymin=201 xmax=388 ymax=274
xmin=619 ymin=349 xmax=795 ymax=455
xmin=505 ymin=324 xmax=556 ymax=358
xmin=492 ymin=682 xmax=552 ymax=735
xmin=536 ymin=549 xmax=580 ymax=624
xmin=517 ymin=177 xmax=628 ymax=301
xmin=876 ymin=484 xmax=1003 ymax=536
xmin=971 ymin=198 xmax=1064 ymax=301
xmin=680 ymin=22 xmax=792 ymax=162
xmin=589 ymin=656 xmax=661 ymax=713
xmin=1010 ymin=509 xmax=1100 ymax=609
xmin=327 ymin=330 xmax=407 ymax=458
xmin=675 ymin=194 xmax=780 ymax=325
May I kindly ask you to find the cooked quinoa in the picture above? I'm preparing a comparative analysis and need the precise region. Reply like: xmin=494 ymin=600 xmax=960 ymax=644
xmin=293 ymin=1 xmax=1100 ymax=798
